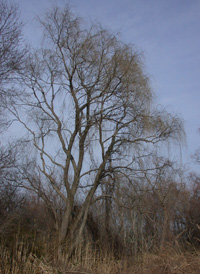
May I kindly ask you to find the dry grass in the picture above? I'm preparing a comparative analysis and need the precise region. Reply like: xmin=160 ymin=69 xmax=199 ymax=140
xmin=1 ymin=237 xmax=200 ymax=274
xmin=0 ymin=246 xmax=55 ymax=274
xmin=125 ymin=247 xmax=200 ymax=274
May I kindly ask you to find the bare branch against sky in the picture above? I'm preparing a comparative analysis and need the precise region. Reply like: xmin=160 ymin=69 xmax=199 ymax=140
xmin=15 ymin=0 xmax=200 ymax=172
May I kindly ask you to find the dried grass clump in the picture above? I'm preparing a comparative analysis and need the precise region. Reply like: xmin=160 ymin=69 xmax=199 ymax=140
xmin=0 ymin=244 xmax=59 ymax=274
xmin=126 ymin=247 xmax=200 ymax=274
xmin=1 ymin=237 xmax=200 ymax=274
xmin=63 ymin=243 xmax=122 ymax=274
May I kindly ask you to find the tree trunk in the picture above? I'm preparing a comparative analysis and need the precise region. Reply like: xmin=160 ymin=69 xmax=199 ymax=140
xmin=58 ymin=188 xmax=95 ymax=260
xmin=160 ymin=206 xmax=170 ymax=249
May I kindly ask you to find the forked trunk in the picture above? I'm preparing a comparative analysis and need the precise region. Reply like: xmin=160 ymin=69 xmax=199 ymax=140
xmin=58 ymin=199 xmax=91 ymax=260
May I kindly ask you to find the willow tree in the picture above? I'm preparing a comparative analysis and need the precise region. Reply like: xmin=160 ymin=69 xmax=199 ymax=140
xmin=9 ymin=6 xmax=182 ymax=257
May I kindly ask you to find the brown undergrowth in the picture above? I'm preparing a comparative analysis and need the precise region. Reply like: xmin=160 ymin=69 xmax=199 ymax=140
xmin=1 ymin=235 xmax=200 ymax=274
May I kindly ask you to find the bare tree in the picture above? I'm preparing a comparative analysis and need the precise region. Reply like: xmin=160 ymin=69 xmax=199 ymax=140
xmin=8 ymin=6 xmax=183 ymax=258
xmin=0 ymin=143 xmax=24 ymax=233
xmin=0 ymin=1 xmax=26 ymax=217
xmin=106 ymin=155 xmax=188 ymax=254
xmin=0 ymin=0 xmax=24 ymax=85
xmin=0 ymin=0 xmax=25 ymax=131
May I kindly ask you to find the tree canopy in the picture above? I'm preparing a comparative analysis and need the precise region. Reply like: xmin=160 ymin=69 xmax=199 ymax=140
xmin=6 ymin=5 xmax=183 ymax=257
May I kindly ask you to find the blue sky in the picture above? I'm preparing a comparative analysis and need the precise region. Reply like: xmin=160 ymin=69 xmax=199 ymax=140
xmin=16 ymin=0 xmax=200 ymax=171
